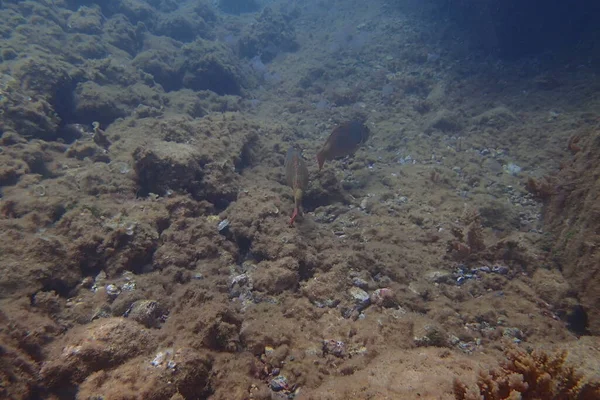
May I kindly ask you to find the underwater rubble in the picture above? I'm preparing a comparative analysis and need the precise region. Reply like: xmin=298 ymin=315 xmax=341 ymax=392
xmin=0 ymin=0 xmax=600 ymax=399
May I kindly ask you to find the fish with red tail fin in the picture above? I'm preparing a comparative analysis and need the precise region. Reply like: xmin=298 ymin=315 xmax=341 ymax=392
xmin=317 ymin=120 xmax=370 ymax=170
xmin=284 ymin=146 xmax=309 ymax=226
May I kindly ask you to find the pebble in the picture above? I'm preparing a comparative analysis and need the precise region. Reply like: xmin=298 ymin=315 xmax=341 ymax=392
xmin=502 ymin=327 xmax=523 ymax=343
xmin=81 ymin=276 xmax=94 ymax=288
xmin=398 ymin=155 xmax=414 ymax=165
xmin=151 ymin=348 xmax=176 ymax=369
xmin=230 ymin=273 xmax=248 ymax=287
xmin=105 ymin=284 xmax=120 ymax=298
xmin=457 ymin=341 xmax=478 ymax=354
xmin=352 ymin=277 xmax=369 ymax=289
xmin=125 ymin=223 xmax=135 ymax=236
xmin=492 ymin=265 xmax=509 ymax=275
xmin=360 ymin=198 xmax=369 ymax=210
xmin=217 ymin=219 xmax=230 ymax=232
xmin=313 ymin=298 xmax=339 ymax=308
xmin=503 ymin=163 xmax=521 ymax=176
xmin=270 ymin=375 xmax=289 ymax=392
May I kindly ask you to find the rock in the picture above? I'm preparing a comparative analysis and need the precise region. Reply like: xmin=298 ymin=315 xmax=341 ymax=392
xmin=102 ymin=14 xmax=141 ymax=55
xmin=217 ymin=219 xmax=230 ymax=232
xmin=360 ymin=197 xmax=369 ymax=211
xmin=41 ymin=318 xmax=152 ymax=389
xmin=125 ymin=300 xmax=166 ymax=328
xmin=253 ymin=258 xmax=299 ymax=294
xmin=348 ymin=287 xmax=370 ymax=309
xmin=322 ymin=339 xmax=346 ymax=358
xmin=77 ymin=347 xmax=212 ymax=399
xmin=413 ymin=322 xmax=449 ymax=348
xmin=133 ymin=45 xmax=183 ymax=91
xmin=164 ymin=89 xmax=206 ymax=117
xmin=503 ymin=163 xmax=522 ymax=176
xmin=531 ymin=268 xmax=572 ymax=307
xmin=270 ymin=375 xmax=290 ymax=392
xmin=3 ymin=97 xmax=61 ymax=140
xmin=32 ymin=291 xmax=62 ymax=314
xmin=238 ymin=7 xmax=299 ymax=62
xmin=370 ymin=288 xmax=396 ymax=307
xmin=116 ymin=0 xmax=157 ymax=25
xmin=155 ymin=12 xmax=208 ymax=42
xmin=72 ymin=82 xmax=128 ymax=125
xmin=180 ymin=39 xmax=242 ymax=95
xmin=105 ymin=284 xmax=121 ymax=298
xmin=425 ymin=270 xmax=453 ymax=284
xmin=424 ymin=109 xmax=463 ymax=133
xmin=218 ymin=0 xmax=261 ymax=14
xmin=351 ymin=277 xmax=369 ymax=289
xmin=65 ymin=141 xmax=110 ymax=162
xmin=67 ymin=6 xmax=103 ymax=34
xmin=472 ymin=106 xmax=516 ymax=129
xmin=491 ymin=265 xmax=510 ymax=275
xmin=133 ymin=140 xmax=204 ymax=197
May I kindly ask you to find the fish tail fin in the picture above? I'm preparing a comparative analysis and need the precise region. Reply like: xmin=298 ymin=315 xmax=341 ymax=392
xmin=289 ymin=207 xmax=298 ymax=226
xmin=290 ymin=189 xmax=304 ymax=226
xmin=317 ymin=151 xmax=325 ymax=170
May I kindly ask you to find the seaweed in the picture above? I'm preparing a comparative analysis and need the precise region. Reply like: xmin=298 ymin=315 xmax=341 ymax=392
xmin=454 ymin=347 xmax=600 ymax=400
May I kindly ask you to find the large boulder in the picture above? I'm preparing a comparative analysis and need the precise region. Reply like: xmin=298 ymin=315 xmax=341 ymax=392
xmin=545 ymin=130 xmax=600 ymax=334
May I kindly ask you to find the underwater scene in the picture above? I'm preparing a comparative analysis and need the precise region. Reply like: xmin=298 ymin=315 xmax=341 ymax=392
xmin=1 ymin=0 xmax=600 ymax=398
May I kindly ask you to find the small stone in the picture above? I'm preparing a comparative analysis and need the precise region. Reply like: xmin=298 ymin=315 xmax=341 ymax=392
xmin=502 ymin=327 xmax=524 ymax=342
xmin=492 ymin=265 xmax=509 ymax=275
xmin=503 ymin=163 xmax=521 ymax=176
xmin=270 ymin=375 xmax=289 ymax=392
xmin=91 ymin=305 xmax=111 ymax=321
xmin=105 ymin=284 xmax=120 ymax=298
xmin=81 ymin=276 xmax=95 ymax=288
xmin=151 ymin=348 xmax=174 ymax=368
xmin=360 ymin=198 xmax=368 ymax=210
xmin=230 ymin=274 xmax=248 ymax=287
xmin=217 ymin=219 xmax=230 ymax=232
xmin=352 ymin=277 xmax=369 ymax=289
xmin=125 ymin=223 xmax=135 ymax=236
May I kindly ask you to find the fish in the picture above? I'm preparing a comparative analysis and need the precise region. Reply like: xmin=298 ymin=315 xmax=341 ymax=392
xmin=284 ymin=146 xmax=309 ymax=226
xmin=317 ymin=120 xmax=370 ymax=170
